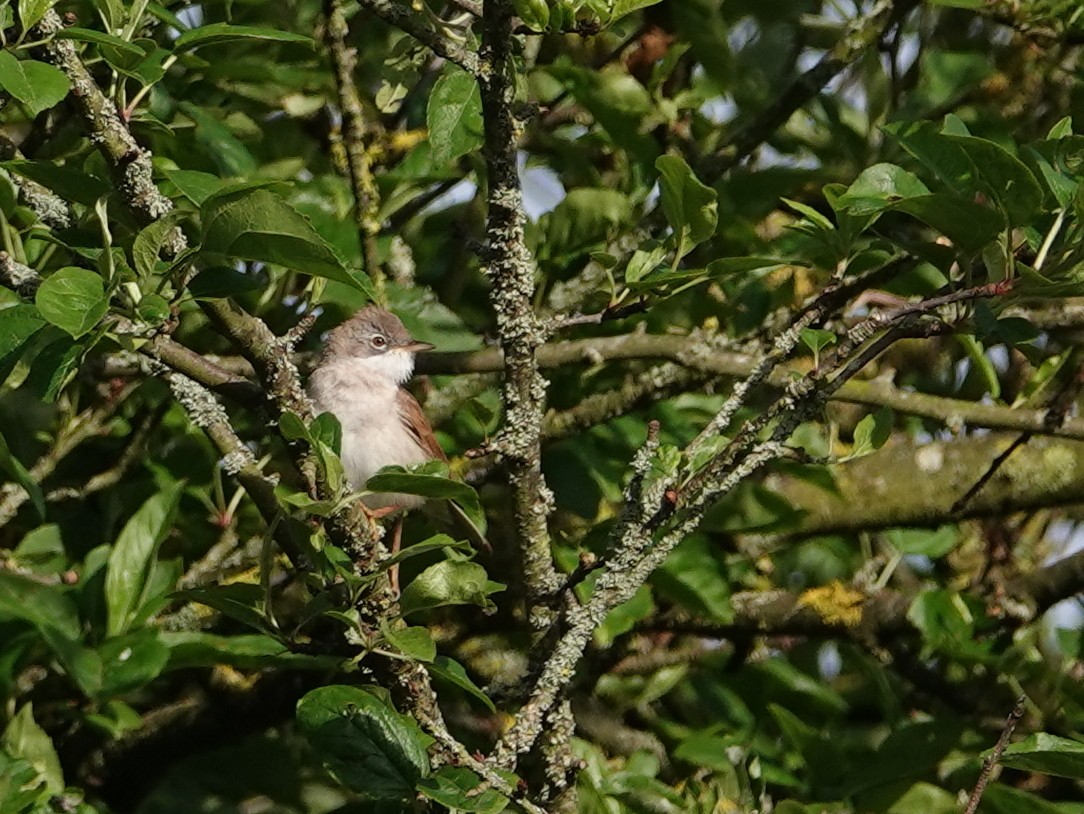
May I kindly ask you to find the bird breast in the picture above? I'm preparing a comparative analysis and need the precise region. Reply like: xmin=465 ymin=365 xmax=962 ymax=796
xmin=307 ymin=359 xmax=429 ymax=509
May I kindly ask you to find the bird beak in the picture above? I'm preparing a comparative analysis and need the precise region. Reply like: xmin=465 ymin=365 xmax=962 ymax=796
xmin=404 ymin=340 xmax=435 ymax=353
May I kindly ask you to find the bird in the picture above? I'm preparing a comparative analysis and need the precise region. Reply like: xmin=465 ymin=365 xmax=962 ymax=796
xmin=308 ymin=304 xmax=443 ymax=514
xmin=307 ymin=305 xmax=483 ymax=585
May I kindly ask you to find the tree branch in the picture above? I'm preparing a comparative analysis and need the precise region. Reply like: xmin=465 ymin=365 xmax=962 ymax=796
xmin=477 ymin=0 xmax=561 ymax=631
xmin=702 ymin=0 xmax=918 ymax=179
xmin=324 ymin=0 xmax=385 ymax=290
xmin=356 ymin=0 xmax=480 ymax=74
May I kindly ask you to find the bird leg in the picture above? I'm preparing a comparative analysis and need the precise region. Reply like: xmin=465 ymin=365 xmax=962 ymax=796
xmin=389 ymin=515 xmax=404 ymax=596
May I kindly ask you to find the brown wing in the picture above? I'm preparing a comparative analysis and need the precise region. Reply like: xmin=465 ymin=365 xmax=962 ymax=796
xmin=397 ymin=388 xmax=447 ymax=461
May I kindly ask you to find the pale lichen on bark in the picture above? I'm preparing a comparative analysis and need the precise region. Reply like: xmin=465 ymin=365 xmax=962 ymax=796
xmin=477 ymin=0 xmax=562 ymax=631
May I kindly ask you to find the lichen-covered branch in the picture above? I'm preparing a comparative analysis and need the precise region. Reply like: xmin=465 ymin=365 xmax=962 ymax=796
xmin=752 ymin=433 xmax=1084 ymax=539
xmin=162 ymin=370 xmax=312 ymax=573
xmin=356 ymin=0 xmax=480 ymax=74
xmin=324 ymin=0 xmax=384 ymax=290
xmin=27 ymin=10 xmax=184 ymax=254
xmin=477 ymin=0 xmax=561 ymax=630
xmin=495 ymin=309 xmax=936 ymax=767
xmin=419 ymin=331 xmax=1084 ymax=443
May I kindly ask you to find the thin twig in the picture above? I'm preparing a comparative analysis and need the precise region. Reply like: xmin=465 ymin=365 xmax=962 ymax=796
xmin=963 ymin=695 xmax=1027 ymax=814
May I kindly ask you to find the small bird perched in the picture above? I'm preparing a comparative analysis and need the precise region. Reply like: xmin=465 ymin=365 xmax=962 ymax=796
xmin=308 ymin=305 xmax=443 ymax=513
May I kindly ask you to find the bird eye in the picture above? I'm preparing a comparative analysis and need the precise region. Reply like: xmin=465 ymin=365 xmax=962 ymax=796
xmin=371 ymin=335 xmax=387 ymax=349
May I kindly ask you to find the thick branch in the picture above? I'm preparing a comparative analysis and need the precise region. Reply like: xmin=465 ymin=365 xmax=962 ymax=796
xmin=758 ymin=433 xmax=1084 ymax=538
xmin=478 ymin=0 xmax=561 ymax=629
xmin=419 ymin=332 xmax=1084 ymax=442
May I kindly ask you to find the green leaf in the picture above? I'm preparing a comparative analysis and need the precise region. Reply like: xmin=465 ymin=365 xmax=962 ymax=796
xmin=886 ymin=122 xmax=1043 ymax=224
xmin=55 ymin=27 xmax=146 ymax=57
xmin=943 ymin=133 xmax=1044 ymax=223
xmin=311 ymin=412 xmax=343 ymax=456
xmin=835 ymin=163 xmax=931 ymax=215
xmin=296 ymin=685 xmax=430 ymax=800
xmin=162 ymin=632 xmax=341 ymax=671
xmin=846 ymin=407 xmax=893 ymax=459
xmin=0 ymin=304 xmax=46 ymax=367
xmin=884 ymin=526 xmax=957 ymax=558
xmin=0 ymin=51 xmax=69 ymax=117
xmin=201 ymin=186 xmax=371 ymax=293
xmin=548 ymin=65 xmax=657 ymax=163
xmin=980 ymin=783 xmax=1067 ymax=814
xmin=0 ymin=570 xmax=81 ymax=640
xmin=907 ymin=589 xmax=973 ymax=650
xmin=132 ymin=214 xmax=182 ymax=279
xmin=174 ymin=583 xmax=274 ymax=634
xmin=105 ymin=481 xmax=184 ymax=637
xmin=610 ymin=0 xmax=663 ymax=22
xmin=427 ymin=66 xmax=483 ymax=167
xmin=163 ymin=168 xmax=225 ymax=205
xmin=783 ymin=198 xmax=835 ymax=231
xmin=34 ymin=268 xmax=108 ymax=338
xmin=997 ymin=733 xmax=1084 ymax=779
xmin=1 ymin=704 xmax=63 ymax=794
xmin=653 ymin=536 xmax=732 ymax=622
xmin=97 ymin=629 xmax=171 ymax=696
xmin=1047 ymin=116 xmax=1073 ymax=140
xmin=367 ymin=467 xmax=486 ymax=534
xmin=655 ymin=154 xmax=718 ymax=248
xmin=892 ymin=194 xmax=1003 ymax=254
xmin=384 ymin=534 xmax=472 ymax=569
xmin=428 ymin=655 xmax=496 ymax=712
xmin=400 ymin=560 xmax=503 ymax=616
xmin=381 ymin=623 xmax=436 ymax=663
xmin=417 ymin=767 xmax=509 ymax=814
xmin=174 ymin=22 xmax=315 ymax=52
xmin=512 ymin=0 xmax=549 ymax=30
xmin=180 ymin=103 xmax=258 ymax=177
xmin=0 ymin=427 xmax=44 ymax=520
xmin=624 ymin=243 xmax=669 ymax=283
xmin=16 ymin=0 xmax=59 ymax=32
xmin=1 ymin=160 xmax=111 ymax=206
xmin=799 ymin=328 xmax=837 ymax=366
xmin=26 ymin=335 xmax=84 ymax=402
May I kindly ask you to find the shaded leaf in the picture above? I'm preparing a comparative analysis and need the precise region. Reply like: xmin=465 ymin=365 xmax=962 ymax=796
xmin=997 ymin=733 xmax=1084 ymax=779
xmin=105 ymin=481 xmax=184 ymax=637
xmin=0 ymin=427 xmax=44 ymax=520
xmin=296 ymin=685 xmax=430 ymax=800
xmin=0 ymin=570 xmax=81 ymax=640
xmin=175 ymin=22 xmax=315 ymax=52
xmin=1 ymin=160 xmax=111 ymax=206
xmin=201 ymin=186 xmax=371 ymax=293
xmin=417 ymin=767 xmax=509 ymax=814
xmin=175 ymin=583 xmax=274 ymax=634
xmin=428 ymin=656 xmax=495 ymax=712
xmin=656 ymin=154 xmax=718 ymax=247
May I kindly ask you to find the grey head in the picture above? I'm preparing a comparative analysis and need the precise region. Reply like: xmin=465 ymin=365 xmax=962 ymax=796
xmin=321 ymin=305 xmax=434 ymax=363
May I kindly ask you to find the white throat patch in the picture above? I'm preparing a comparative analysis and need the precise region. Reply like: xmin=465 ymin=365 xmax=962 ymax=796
xmin=360 ymin=349 xmax=415 ymax=385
